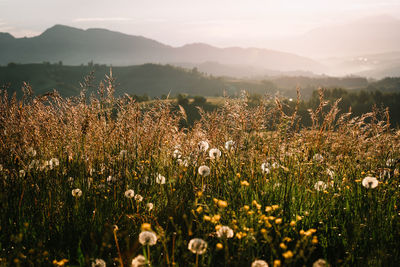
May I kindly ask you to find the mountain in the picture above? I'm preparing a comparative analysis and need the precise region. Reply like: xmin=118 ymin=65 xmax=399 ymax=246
xmin=0 ymin=24 xmax=324 ymax=73
xmin=270 ymin=15 xmax=400 ymax=58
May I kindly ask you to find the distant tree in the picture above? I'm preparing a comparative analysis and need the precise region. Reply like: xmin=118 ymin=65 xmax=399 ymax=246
xmin=177 ymin=94 xmax=189 ymax=106
xmin=192 ymin=96 xmax=206 ymax=105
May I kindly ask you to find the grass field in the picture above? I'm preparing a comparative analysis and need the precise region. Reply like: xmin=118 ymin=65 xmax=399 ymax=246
xmin=0 ymin=81 xmax=399 ymax=266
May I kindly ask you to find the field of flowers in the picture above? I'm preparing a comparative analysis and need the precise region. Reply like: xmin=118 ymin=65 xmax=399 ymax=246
xmin=0 ymin=81 xmax=399 ymax=266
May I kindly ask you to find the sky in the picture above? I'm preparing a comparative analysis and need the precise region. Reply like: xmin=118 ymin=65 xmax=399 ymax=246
xmin=1 ymin=0 xmax=400 ymax=48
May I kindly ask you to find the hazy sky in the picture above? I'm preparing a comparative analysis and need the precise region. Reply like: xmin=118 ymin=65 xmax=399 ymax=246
xmin=1 ymin=0 xmax=400 ymax=47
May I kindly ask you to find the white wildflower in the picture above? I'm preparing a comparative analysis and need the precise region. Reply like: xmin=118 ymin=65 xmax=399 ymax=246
xmin=188 ymin=238 xmax=208 ymax=255
xmin=216 ymin=226 xmax=234 ymax=239
xmin=326 ymin=169 xmax=335 ymax=178
xmin=156 ymin=174 xmax=166 ymax=184
xmin=138 ymin=231 xmax=157 ymax=246
xmin=362 ymin=176 xmax=379 ymax=189
xmin=107 ymin=175 xmax=117 ymax=184
xmin=209 ymin=148 xmax=221 ymax=159
xmin=198 ymin=165 xmax=210 ymax=177
xmin=124 ymin=189 xmax=135 ymax=199
xmin=314 ymin=181 xmax=327 ymax=191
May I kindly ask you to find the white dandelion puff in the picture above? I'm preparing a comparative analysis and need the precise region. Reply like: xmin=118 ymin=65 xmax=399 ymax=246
xmin=19 ymin=169 xmax=26 ymax=178
xmin=362 ymin=176 xmax=379 ymax=189
xmin=156 ymin=174 xmax=166 ymax=184
xmin=91 ymin=258 xmax=106 ymax=267
xmin=313 ymin=259 xmax=328 ymax=267
xmin=216 ymin=226 xmax=234 ymax=239
xmin=209 ymin=148 xmax=221 ymax=159
xmin=124 ymin=189 xmax=135 ymax=199
xmin=131 ymin=255 xmax=146 ymax=267
xmin=314 ymin=181 xmax=327 ymax=191
xmin=49 ymin=158 xmax=59 ymax=169
xmin=188 ymin=238 xmax=208 ymax=255
xmin=72 ymin=188 xmax=82 ymax=198
xmin=271 ymin=162 xmax=280 ymax=169
xmin=224 ymin=140 xmax=235 ymax=151
xmin=107 ymin=175 xmax=117 ymax=184
xmin=326 ymin=169 xmax=335 ymax=178
xmin=172 ymin=149 xmax=182 ymax=159
xmin=198 ymin=141 xmax=209 ymax=152
xmin=198 ymin=165 xmax=210 ymax=177
xmin=146 ymin=203 xmax=154 ymax=211
xmin=177 ymin=158 xmax=189 ymax=167
xmin=261 ymin=163 xmax=270 ymax=174
xmin=251 ymin=260 xmax=269 ymax=267
xmin=135 ymin=194 xmax=143 ymax=202
xmin=138 ymin=231 xmax=157 ymax=246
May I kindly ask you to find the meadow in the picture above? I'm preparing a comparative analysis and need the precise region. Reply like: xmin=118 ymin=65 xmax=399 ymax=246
xmin=0 ymin=77 xmax=399 ymax=267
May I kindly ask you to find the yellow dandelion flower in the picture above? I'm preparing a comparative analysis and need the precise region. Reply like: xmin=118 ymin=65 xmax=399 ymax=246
xmin=241 ymin=180 xmax=250 ymax=186
xmin=275 ymin=218 xmax=282 ymax=224
xmin=272 ymin=205 xmax=279 ymax=210
xmin=203 ymin=215 xmax=211 ymax=221
xmin=265 ymin=206 xmax=272 ymax=212
xmin=243 ymin=205 xmax=250 ymax=211
xmin=282 ymin=250 xmax=294 ymax=259
xmin=141 ymin=223 xmax=152 ymax=231
xmin=217 ymin=200 xmax=228 ymax=208
xmin=260 ymin=228 xmax=267 ymax=234
xmin=273 ymin=259 xmax=282 ymax=267
xmin=290 ymin=221 xmax=296 ymax=227
xmin=280 ymin=243 xmax=287 ymax=250
xmin=196 ymin=206 xmax=203 ymax=213
xmin=216 ymin=243 xmax=223 ymax=250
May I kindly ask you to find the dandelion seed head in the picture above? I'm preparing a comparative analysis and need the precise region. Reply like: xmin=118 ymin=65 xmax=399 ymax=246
xmin=314 ymin=181 xmax=327 ymax=191
xmin=216 ymin=226 xmax=234 ymax=239
xmin=172 ymin=149 xmax=181 ymax=159
xmin=313 ymin=259 xmax=328 ymax=267
xmin=261 ymin=163 xmax=270 ymax=174
xmin=131 ymin=255 xmax=146 ymax=267
xmin=198 ymin=141 xmax=209 ymax=152
xmin=138 ymin=231 xmax=157 ymax=246
xmin=72 ymin=188 xmax=82 ymax=198
xmin=91 ymin=258 xmax=106 ymax=267
xmin=198 ymin=165 xmax=210 ymax=177
xmin=251 ymin=260 xmax=269 ymax=267
xmin=225 ymin=140 xmax=235 ymax=151
xmin=124 ymin=189 xmax=135 ymax=199
xmin=209 ymin=148 xmax=221 ymax=159
xmin=362 ymin=176 xmax=379 ymax=189
xmin=146 ymin=202 xmax=154 ymax=211
xmin=188 ymin=238 xmax=208 ymax=255
xmin=134 ymin=194 xmax=143 ymax=202
xmin=156 ymin=174 xmax=166 ymax=184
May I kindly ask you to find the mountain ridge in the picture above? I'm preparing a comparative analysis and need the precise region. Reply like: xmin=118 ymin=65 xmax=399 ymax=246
xmin=0 ymin=24 xmax=324 ymax=73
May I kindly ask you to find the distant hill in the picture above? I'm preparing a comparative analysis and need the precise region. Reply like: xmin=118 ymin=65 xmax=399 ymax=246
xmin=0 ymin=63 xmax=229 ymax=97
xmin=271 ymin=15 xmax=400 ymax=58
xmin=0 ymin=24 xmax=324 ymax=73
